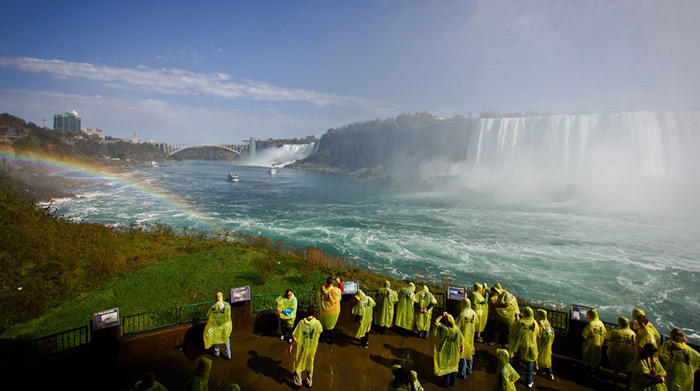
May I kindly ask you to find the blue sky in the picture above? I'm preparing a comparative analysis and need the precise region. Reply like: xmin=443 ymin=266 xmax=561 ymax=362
xmin=1 ymin=0 xmax=699 ymax=143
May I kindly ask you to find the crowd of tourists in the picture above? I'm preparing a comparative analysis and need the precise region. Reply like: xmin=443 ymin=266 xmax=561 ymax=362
xmin=131 ymin=278 xmax=699 ymax=391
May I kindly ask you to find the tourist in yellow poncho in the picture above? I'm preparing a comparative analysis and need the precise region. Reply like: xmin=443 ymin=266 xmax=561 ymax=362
xmin=288 ymin=306 xmax=323 ymax=388
xmin=374 ymin=280 xmax=398 ymax=333
xmin=536 ymin=309 xmax=555 ymax=381
xmin=582 ymin=308 xmax=606 ymax=373
xmin=203 ymin=292 xmax=232 ymax=359
xmin=658 ymin=328 xmax=700 ymax=391
xmin=627 ymin=343 xmax=667 ymax=391
xmin=185 ymin=357 xmax=212 ymax=391
xmin=637 ymin=315 xmax=660 ymax=353
xmin=317 ymin=276 xmax=343 ymax=344
xmin=606 ymin=316 xmax=637 ymax=387
xmin=389 ymin=364 xmax=424 ymax=391
xmin=456 ymin=297 xmax=479 ymax=379
xmin=489 ymin=283 xmax=520 ymax=347
xmin=495 ymin=348 xmax=520 ymax=391
xmin=276 ymin=289 xmax=298 ymax=344
xmin=352 ymin=289 xmax=376 ymax=348
xmin=469 ymin=283 xmax=488 ymax=343
xmin=632 ymin=308 xmax=661 ymax=341
xmin=415 ymin=285 xmax=437 ymax=338
xmin=433 ymin=312 xmax=465 ymax=388
xmin=395 ymin=282 xmax=416 ymax=335
xmin=509 ymin=306 xmax=539 ymax=389
xmin=130 ymin=372 xmax=168 ymax=391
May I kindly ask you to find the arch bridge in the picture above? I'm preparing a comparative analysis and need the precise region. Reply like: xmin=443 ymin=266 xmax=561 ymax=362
xmin=159 ymin=143 xmax=250 ymax=156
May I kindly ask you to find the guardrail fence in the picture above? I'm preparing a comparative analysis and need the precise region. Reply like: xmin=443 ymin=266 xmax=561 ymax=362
xmin=1 ymin=287 xmax=693 ymax=372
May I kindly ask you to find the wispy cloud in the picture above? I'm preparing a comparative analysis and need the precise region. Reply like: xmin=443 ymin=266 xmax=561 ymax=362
xmin=0 ymin=56 xmax=390 ymax=109
xmin=0 ymin=89 xmax=346 ymax=142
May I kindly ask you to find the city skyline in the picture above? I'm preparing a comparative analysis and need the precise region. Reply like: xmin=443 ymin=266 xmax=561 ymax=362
xmin=1 ymin=0 xmax=699 ymax=143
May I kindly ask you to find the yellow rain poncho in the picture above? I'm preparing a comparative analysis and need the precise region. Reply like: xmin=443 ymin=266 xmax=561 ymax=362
xmin=203 ymin=295 xmax=232 ymax=349
xmin=433 ymin=314 xmax=465 ymax=376
xmin=395 ymin=283 xmax=416 ymax=331
xmin=457 ymin=298 xmax=479 ymax=360
xmin=389 ymin=365 xmax=424 ymax=391
xmin=374 ymin=281 xmax=398 ymax=328
xmin=658 ymin=339 xmax=700 ymax=391
xmin=490 ymin=284 xmax=520 ymax=326
xmin=292 ymin=316 xmax=323 ymax=374
xmin=627 ymin=355 xmax=667 ymax=391
xmin=509 ymin=306 xmax=539 ymax=362
xmin=605 ymin=317 xmax=637 ymax=373
xmin=536 ymin=309 xmax=555 ymax=369
xmin=317 ymin=283 xmax=342 ymax=330
xmin=638 ymin=323 xmax=660 ymax=352
xmin=415 ymin=285 xmax=437 ymax=332
xmin=631 ymin=309 xmax=661 ymax=341
xmin=631 ymin=308 xmax=645 ymax=334
xmin=185 ymin=357 xmax=212 ymax=391
xmin=581 ymin=308 xmax=606 ymax=368
xmin=276 ymin=292 xmax=298 ymax=328
xmin=470 ymin=283 xmax=488 ymax=333
xmin=495 ymin=348 xmax=520 ymax=391
xmin=352 ymin=289 xmax=376 ymax=338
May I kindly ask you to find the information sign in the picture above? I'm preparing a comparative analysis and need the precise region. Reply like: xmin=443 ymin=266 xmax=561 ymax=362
xmin=93 ymin=307 xmax=120 ymax=331
xmin=230 ymin=286 xmax=251 ymax=303
xmin=447 ymin=286 xmax=467 ymax=301
xmin=571 ymin=304 xmax=594 ymax=323
xmin=342 ymin=281 xmax=359 ymax=295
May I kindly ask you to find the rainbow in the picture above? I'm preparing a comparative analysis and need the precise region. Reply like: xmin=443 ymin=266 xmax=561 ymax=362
xmin=1 ymin=150 xmax=222 ymax=231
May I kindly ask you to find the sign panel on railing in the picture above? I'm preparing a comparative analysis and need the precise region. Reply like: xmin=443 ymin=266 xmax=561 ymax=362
xmin=342 ymin=280 xmax=359 ymax=295
xmin=92 ymin=307 xmax=120 ymax=331
xmin=447 ymin=286 xmax=467 ymax=301
xmin=571 ymin=304 xmax=594 ymax=323
xmin=230 ymin=286 xmax=251 ymax=303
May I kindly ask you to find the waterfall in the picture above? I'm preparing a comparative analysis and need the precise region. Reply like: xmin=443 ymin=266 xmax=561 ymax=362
xmin=247 ymin=142 xmax=319 ymax=167
xmin=424 ymin=110 xmax=700 ymax=212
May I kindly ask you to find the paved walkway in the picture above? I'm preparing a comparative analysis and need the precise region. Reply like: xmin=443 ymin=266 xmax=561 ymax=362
xmin=24 ymin=323 xmax=616 ymax=390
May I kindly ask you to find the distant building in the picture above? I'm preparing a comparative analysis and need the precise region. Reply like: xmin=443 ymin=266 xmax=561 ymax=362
xmin=53 ymin=110 xmax=81 ymax=132
xmin=82 ymin=128 xmax=105 ymax=139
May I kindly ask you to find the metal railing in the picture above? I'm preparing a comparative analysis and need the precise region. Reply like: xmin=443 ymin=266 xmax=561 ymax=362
xmin=0 ymin=325 xmax=89 ymax=370
xmin=4 ymin=288 xmax=694 ymax=371
xmin=251 ymin=291 xmax=318 ymax=312
xmin=121 ymin=301 xmax=214 ymax=336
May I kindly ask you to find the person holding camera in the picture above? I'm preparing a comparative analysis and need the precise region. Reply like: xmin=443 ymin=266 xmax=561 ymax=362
xmin=317 ymin=276 xmax=343 ymax=344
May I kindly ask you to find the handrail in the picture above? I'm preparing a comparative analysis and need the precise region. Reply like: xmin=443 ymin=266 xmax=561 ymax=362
xmin=2 ymin=289 xmax=694 ymax=370
xmin=0 ymin=325 xmax=89 ymax=371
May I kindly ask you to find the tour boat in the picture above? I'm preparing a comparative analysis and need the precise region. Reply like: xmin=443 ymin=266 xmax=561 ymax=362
xmin=228 ymin=173 xmax=239 ymax=182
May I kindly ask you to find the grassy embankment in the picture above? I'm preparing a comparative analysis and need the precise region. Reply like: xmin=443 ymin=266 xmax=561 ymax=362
xmin=0 ymin=113 xmax=434 ymax=343
xmin=0 ymin=183 xmax=414 ymax=342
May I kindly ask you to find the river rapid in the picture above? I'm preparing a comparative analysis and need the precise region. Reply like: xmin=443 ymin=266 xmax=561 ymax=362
xmin=52 ymin=158 xmax=700 ymax=342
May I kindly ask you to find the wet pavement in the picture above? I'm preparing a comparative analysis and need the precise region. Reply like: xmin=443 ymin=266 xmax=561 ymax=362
xmin=14 ymin=319 xmax=618 ymax=390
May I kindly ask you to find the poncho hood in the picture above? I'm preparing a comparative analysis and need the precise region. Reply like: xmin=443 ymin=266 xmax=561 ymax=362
xmin=422 ymin=285 xmax=430 ymax=293
xmin=632 ymin=308 xmax=645 ymax=320
xmin=461 ymin=297 xmax=472 ymax=312
xmin=354 ymin=289 xmax=365 ymax=301
xmin=384 ymin=280 xmax=391 ymax=289
xmin=536 ymin=309 xmax=547 ymax=322
xmin=618 ymin=316 xmax=630 ymax=329
xmin=522 ymin=306 xmax=534 ymax=320
xmin=444 ymin=314 xmax=456 ymax=328
xmin=586 ymin=308 xmax=599 ymax=322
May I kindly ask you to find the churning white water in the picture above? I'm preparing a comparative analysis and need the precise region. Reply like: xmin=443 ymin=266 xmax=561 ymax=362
xmin=52 ymin=111 xmax=700 ymax=342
